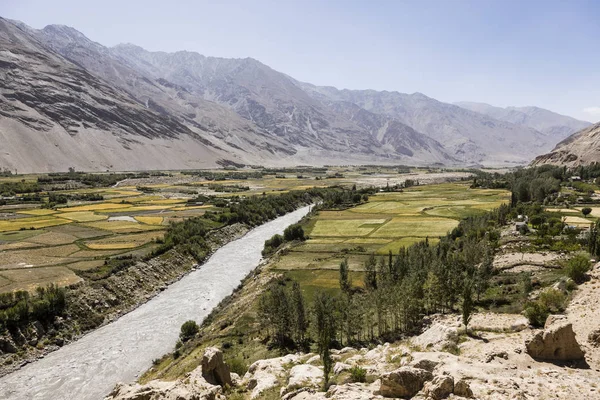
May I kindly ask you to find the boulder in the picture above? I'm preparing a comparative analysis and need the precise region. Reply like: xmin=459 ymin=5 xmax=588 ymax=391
xmin=588 ymin=328 xmax=600 ymax=347
xmin=379 ymin=367 xmax=433 ymax=398
xmin=409 ymin=359 xmax=439 ymax=372
xmin=423 ymin=375 xmax=454 ymax=400
xmin=411 ymin=323 xmax=459 ymax=351
xmin=327 ymin=382 xmax=384 ymax=399
xmin=287 ymin=364 xmax=323 ymax=391
xmin=306 ymin=354 xmax=321 ymax=365
xmin=245 ymin=354 xmax=301 ymax=398
xmin=105 ymin=367 xmax=221 ymax=400
xmin=201 ymin=347 xmax=232 ymax=387
xmin=453 ymin=378 xmax=473 ymax=398
xmin=525 ymin=321 xmax=585 ymax=361
xmin=0 ymin=337 xmax=17 ymax=354
xmin=485 ymin=351 xmax=508 ymax=363
xmin=333 ymin=362 xmax=351 ymax=375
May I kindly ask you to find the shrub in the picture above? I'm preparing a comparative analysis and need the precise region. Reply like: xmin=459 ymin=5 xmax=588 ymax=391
xmin=582 ymin=207 xmax=592 ymax=217
xmin=179 ymin=320 xmax=199 ymax=342
xmin=227 ymin=358 xmax=247 ymax=375
xmin=538 ymin=288 xmax=566 ymax=313
xmin=564 ymin=253 xmax=591 ymax=283
xmin=349 ymin=366 xmax=366 ymax=383
xmin=524 ymin=301 xmax=549 ymax=328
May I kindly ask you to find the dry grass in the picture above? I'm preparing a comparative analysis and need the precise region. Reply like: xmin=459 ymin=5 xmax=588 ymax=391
xmin=84 ymin=231 xmax=164 ymax=250
xmin=135 ymin=216 xmax=164 ymax=225
xmin=0 ymin=266 xmax=82 ymax=293
xmin=0 ymin=244 xmax=81 ymax=269
xmin=17 ymin=209 xmax=59 ymax=216
xmin=57 ymin=203 xmax=133 ymax=212
xmin=58 ymin=211 xmax=108 ymax=222
xmin=0 ymin=216 xmax=72 ymax=232
xmin=82 ymin=220 xmax=164 ymax=233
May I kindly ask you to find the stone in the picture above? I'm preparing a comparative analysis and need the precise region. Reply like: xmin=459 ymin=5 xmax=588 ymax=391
xmin=201 ymin=347 xmax=232 ymax=387
xmin=327 ymin=382 xmax=383 ymax=399
xmin=306 ymin=354 xmax=321 ymax=365
xmin=410 ymin=359 xmax=439 ymax=372
xmin=453 ymin=379 xmax=473 ymax=398
xmin=105 ymin=366 xmax=222 ymax=400
xmin=287 ymin=364 xmax=323 ymax=391
xmin=423 ymin=375 xmax=454 ymax=400
xmin=588 ymin=328 xmax=600 ymax=347
xmin=379 ymin=367 xmax=433 ymax=398
xmin=411 ymin=323 xmax=459 ymax=351
xmin=244 ymin=354 xmax=300 ymax=398
xmin=0 ymin=337 xmax=17 ymax=354
xmin=485 ymin=351 xmax=508 ymax=363
xmin=334 ymin=362 xmax=351 ymax=375
xmin=525 ymin=321 xmax=585 ymax=361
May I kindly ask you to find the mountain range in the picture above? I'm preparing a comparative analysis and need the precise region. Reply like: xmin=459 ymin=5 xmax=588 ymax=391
xmin=0 ymin=18 xmax=592 ymax=172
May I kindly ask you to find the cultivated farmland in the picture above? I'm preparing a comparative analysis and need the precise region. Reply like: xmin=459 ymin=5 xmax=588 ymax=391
xmin=269 ymin=182 xmax=510 ymax=300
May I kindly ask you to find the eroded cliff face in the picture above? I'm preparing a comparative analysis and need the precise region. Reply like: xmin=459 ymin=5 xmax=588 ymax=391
xmin=532 ymin=122 xmax=600 ymax=167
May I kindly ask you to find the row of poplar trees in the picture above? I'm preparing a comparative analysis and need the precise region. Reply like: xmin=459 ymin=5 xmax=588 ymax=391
xmin=258 ymin=205 xmax=508 ymax=355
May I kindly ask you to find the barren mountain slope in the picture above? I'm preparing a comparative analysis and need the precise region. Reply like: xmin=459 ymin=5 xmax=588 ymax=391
xmin=0 ymin=18 xmax=278 ymax=172
xmin=531 ymin=122 xmax=600 ymax=167
xmin=109 ymin=43 xmax=457 ymax=164
xmin=28 ymin=23 xmax=297 ymax=161
xmin=299 ymin=84 xmax=555 ymax=165
xmin=456 ymin=101 xmax=591 ymax=139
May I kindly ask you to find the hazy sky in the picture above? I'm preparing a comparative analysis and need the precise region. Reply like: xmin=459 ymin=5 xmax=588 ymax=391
xmin=2 ymin=0 xmax=598 ymax=122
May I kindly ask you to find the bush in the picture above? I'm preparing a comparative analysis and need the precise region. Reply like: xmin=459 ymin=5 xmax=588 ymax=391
xmin=227 ymin=357 xmax=248 ymax=375
xmin=179 ymin=320 xmax=199 ymax=342
xmin=349 ymin=366 xmax=366 ymax=383
xmin=524 ymin=301 xmax=549 ymax=328
xmin=582 ymin=207 xmax=592 ymax=217
xmin=564 ymin=253 xmax=591 ymax=283
xmin=538 ymin=288 xmax=566 ymax=312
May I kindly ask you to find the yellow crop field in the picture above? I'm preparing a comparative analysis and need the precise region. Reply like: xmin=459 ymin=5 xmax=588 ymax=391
xmin=82 ymin=220 xmax=164 ymax=233
xmin=96 ymin=205 xmax=174 ymax=213
xmin=135 ymin=216 xmax=164 ymax=225
xmin=58 ymin=211 xmax=109 ymax=222
xmin=84 ymin=231 xmax=164 ymax=250
xmin=0 ymin=216 xmax=71 ymax=232
xmin=58 ymin=203 xmax=132 ymax=212
xmin=17 ymin=209 xmax=58 ymax=216
xmin=310 ymin=219 xmax=387 ymax=237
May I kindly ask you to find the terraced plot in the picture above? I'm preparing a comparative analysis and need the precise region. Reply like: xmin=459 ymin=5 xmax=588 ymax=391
xmin=272 ymin=183 xmax=509 ymax=295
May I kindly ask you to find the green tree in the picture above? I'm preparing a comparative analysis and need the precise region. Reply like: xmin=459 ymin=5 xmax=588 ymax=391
xmin=461 ymin=281 xmax=474 ymax=333
xmin=364 ymin=254 xmax=377 ymax=291
xmin=339 ymin=258 xmax=351 ymax=293
xmin=290 ymin=281 xmax=308 ymax=344
xmin=180 ymin=320 xmax=199 ymax=342
xmin=564 ymin=253 xmax=591 ymax=283
xmin=582 ymin=207 xmax=592 ymax=217
xmin=313 ymin=292 xmax=336 ymax=388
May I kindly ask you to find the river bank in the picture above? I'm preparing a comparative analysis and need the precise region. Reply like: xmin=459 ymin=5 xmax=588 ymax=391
xmin=0 ymin=206 xmax=311 ymax=400
xmin=0 ymin=222 xmax=250 ymax=378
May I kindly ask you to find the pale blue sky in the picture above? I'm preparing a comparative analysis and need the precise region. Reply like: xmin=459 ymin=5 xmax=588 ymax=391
xmin=2 ymin=0 xmax=598 ymax=122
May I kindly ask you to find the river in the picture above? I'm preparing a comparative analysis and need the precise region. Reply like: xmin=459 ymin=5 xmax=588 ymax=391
xmin=0 ymin=205 xmax=311 ymax=400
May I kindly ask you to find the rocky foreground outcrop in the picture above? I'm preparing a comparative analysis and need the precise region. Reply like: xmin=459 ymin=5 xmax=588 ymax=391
xmin=106 ymin=347 xmax=230 ymax=400
xmin=525 ymin=316 xmax=585 ymax=361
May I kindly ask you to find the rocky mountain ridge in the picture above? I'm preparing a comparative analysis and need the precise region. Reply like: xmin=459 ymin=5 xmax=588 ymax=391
xmin=0 ymin=18 xmax=590 ymax=171
xmin=531 ymin=122 xmax=600 ymax=167
xmin=455 ymin=101 xmax=591 ymax=140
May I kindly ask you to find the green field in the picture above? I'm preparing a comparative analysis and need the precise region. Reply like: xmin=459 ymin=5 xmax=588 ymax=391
xmin=270 ymin=182 xmax=510 ymax=301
